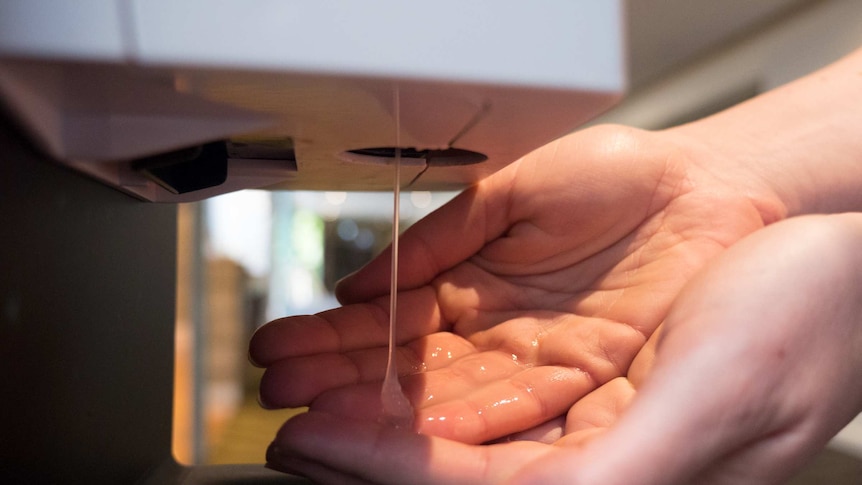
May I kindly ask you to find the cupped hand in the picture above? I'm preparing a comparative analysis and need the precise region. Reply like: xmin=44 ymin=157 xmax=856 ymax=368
xmin=510 ymin=212 xmax=862 ymax=485
xmin=249 ymin=124 xmax=780 ymax=444
xmin=264 ymin=213 xmax=862 ymax=485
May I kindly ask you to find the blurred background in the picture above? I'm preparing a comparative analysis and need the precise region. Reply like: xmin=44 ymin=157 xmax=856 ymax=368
xmin=172 ymin=189 xmax=455 ymax=464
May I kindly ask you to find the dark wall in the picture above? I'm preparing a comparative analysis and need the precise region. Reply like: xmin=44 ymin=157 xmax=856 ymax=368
xmin=0 ymin=116 xmax=178 ymax=483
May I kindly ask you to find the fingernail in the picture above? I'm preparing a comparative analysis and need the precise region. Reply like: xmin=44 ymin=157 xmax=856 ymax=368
xmin=257 ymin=390 xmax=275 ymax=410
xmin=266 ymin=442 xmax=308 ymax=477
xmin=266 ymin=442 xmax=282 ymax=462
xmin=334 ymin=270 xmax=357 ymax=288
xmin=333 ymin=273 xmax=357 ymax=303
xmin=247 ymin=350 xmax=262 ymax=368
xmin=265 ymin=443 xmax=291 ymax=474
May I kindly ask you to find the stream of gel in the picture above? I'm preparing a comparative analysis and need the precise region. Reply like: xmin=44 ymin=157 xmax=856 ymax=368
xmin=379 ymin=85 xmax=415 ymax=430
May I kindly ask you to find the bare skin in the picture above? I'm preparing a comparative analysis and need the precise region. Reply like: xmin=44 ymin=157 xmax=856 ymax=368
xmin=252 ymin=123 xmax=774 ymax=444
xmin=261 ymin=214 xmax=862 ymax=485
xmin=249 ymin=47 xmax=862 ymax=484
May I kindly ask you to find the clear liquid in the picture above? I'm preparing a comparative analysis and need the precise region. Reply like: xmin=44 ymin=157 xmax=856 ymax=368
xmin=379 ymin=85 xmax=414 ymax=429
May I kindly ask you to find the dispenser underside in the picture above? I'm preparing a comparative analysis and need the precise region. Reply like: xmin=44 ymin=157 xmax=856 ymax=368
xmin=0 ymin=0 xmax=624 ymax=201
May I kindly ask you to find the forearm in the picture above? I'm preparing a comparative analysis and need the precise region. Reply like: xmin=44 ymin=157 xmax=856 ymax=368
xmin=668 ymin=47 xmax=862 ymax=218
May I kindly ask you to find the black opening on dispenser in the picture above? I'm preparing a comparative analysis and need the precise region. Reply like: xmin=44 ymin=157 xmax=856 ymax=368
xmin=346 ymin=147 xmax=487 ymax=166
xmin=133 ymin=142 xmax=228 ymax=194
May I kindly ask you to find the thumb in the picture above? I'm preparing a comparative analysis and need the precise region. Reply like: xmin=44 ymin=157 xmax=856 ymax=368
xmin=336 ymin=174 xmax=514 ymax=304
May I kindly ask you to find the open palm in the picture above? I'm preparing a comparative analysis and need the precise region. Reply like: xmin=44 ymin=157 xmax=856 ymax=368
xmin=249 ymin=124 xmax=776 ymax=445
xmin=263 ymin=214 xmax=862 ymax=485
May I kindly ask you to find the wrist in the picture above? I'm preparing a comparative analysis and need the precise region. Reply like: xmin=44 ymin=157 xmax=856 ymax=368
xmin=664 ymin=47 xmax=862 ymax=219
xmin=660 ymin=124 xmax=791 ymax=226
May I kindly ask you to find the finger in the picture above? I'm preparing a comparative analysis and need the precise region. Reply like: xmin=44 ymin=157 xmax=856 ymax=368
xmin=258 ymin=352 xmax=402 ymax=410
xmin=307 ymin=381 xmax=391 ymax=422
xmin=419 ymin=364 xmax=595 ymax=444
xmin=564 ymin=377 xmax=636 ymax=435
xmin=303 ymin=348 xmax=526 ymax=422
xmin=507 ymin=359 xmax=727 ymax=484
xmin=309 ymin=362 xmax=593 ymax=445
xmin=304 ymin=347 xmax=524 ymax=417
xmin=466 ymin=313 xmax=646 ymax=380
xmin=268 ymin=411 xmax=552 ymax=485
xmin=539 ymin=376 xmax=635 ymax=452
xmin=304 ymin=311 xmax=645 ymax=441
xmin=626 ymin=324 xmax=662 ymax=388
xmin=259 ymin=332 xmax=476 ymax=408
xmin=249 ymin=286 xmax=444 ymax=366
xmin=488 ymin=416 xmax=566 ymax=444
xmin=506 ymin=318 xmax=751 ymax=484
xmin=336 ymin=168 xmax=518 ymax=304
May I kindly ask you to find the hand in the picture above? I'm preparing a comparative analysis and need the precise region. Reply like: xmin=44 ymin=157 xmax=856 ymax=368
xmin=512 ymin=213 xmax=862 ymax=484
xmin=249 ymin=124 xmax=779 ymax=445
xmin=264 ymin=213 xmax=862 ymax=485
xmin=251 ymin=48 xmax=862 ymax=483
